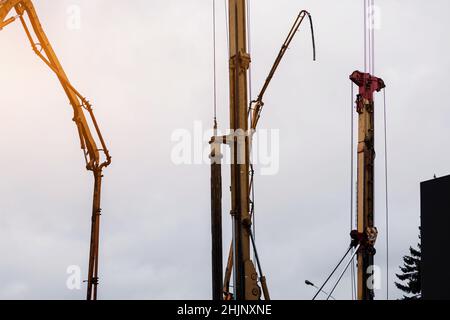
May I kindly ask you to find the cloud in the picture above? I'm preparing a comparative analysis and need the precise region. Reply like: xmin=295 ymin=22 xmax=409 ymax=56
xmin=0 ymin=0 xmax=448 ymax=300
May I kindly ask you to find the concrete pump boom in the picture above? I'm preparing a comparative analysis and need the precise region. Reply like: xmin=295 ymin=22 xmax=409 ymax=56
xmin=0 ymin=0 xmax=111 ymax=300
xmin=250 ymin=10 xmax=315 ymax=130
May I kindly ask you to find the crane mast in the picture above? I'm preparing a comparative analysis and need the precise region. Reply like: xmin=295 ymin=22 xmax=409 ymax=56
xmin=0 ymin=0 xmax=111 ymax=300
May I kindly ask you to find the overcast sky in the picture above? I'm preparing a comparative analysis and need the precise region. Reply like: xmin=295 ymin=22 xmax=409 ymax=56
xmin=0 ymin=0 xmax=449 ymax=300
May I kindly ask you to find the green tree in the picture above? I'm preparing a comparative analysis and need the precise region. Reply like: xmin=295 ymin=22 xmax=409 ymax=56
xmin=395 ymin=228 xmax=421 ymax=299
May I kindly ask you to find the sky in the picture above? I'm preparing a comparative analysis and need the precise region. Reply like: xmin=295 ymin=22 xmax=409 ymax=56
xmin=0 ymin=0 xmax=449 ymax=300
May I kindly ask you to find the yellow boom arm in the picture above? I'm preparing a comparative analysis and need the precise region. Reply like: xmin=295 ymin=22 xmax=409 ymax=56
xmin=0 ymin=0 xmax=111 ymax=170
xmin=1 ymin=0 xmax=111 ymax=300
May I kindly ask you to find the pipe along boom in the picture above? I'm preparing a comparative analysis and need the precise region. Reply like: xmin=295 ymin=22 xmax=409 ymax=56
xmin=0 ymin=0 xmax=111 ymax=300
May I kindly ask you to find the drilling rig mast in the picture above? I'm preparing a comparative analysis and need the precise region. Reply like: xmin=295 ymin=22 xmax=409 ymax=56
xmin=227 ymin=0 xmax=258 ymax=300
xmin=351 ymin=71 xmax=384 ymax=300
xmin=309 ymin=2 xmax=386 ymax=301
xmin=210 ymin=0 xmax=315 ymax=301
xmin=349 ymin=0 xmax=386 ymax=300
xmin=0 ymin=0 xmax=111 ymax=300
xmin=210 ymin=0 xmax=264 ymax=301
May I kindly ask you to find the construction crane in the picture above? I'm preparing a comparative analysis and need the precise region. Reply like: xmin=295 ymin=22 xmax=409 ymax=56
xmin=210 ymin=0 xmax=315 ymax=301
xmin=0 ymin=0 xmax=111 ymax=300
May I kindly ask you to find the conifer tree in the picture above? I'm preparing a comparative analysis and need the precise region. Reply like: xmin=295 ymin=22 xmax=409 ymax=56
xmin=395 ymin=228 xmax=421 ymax=299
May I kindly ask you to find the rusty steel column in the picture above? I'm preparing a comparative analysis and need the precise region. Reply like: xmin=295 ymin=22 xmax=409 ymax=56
xmin=210 ymin=136 xmax=224 ymax=300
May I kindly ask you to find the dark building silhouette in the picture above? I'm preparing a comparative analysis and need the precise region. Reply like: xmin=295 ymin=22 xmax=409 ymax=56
xmin=420 ymin=174 xmax=450 ymax=300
